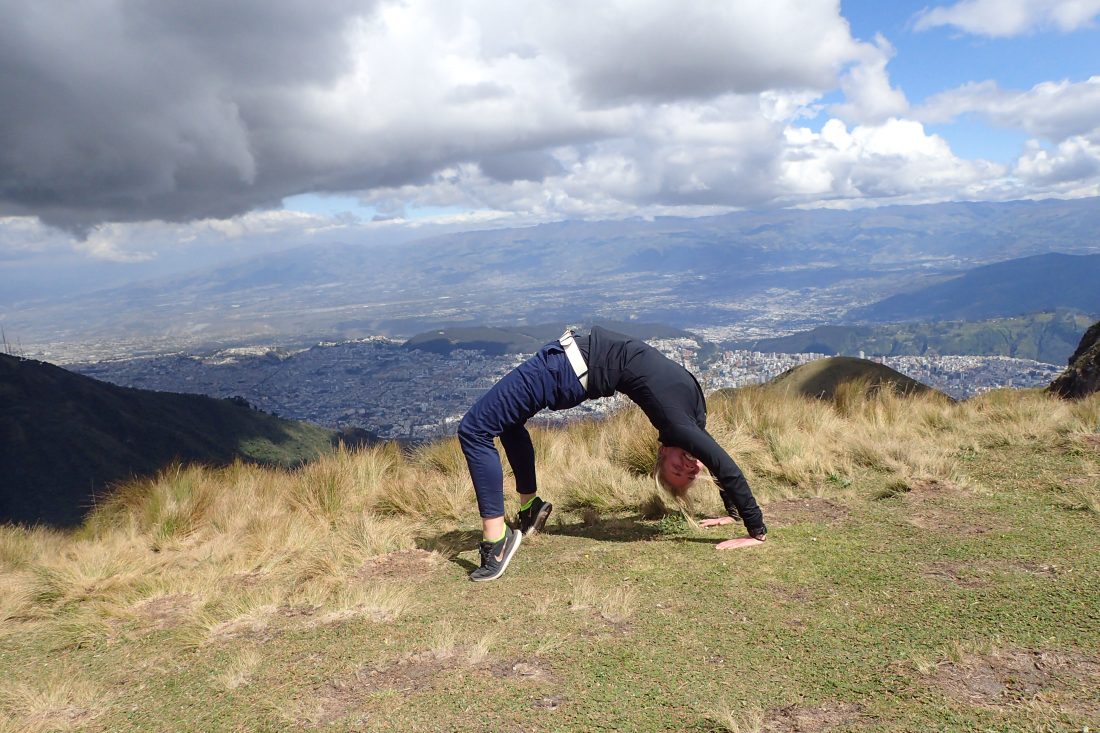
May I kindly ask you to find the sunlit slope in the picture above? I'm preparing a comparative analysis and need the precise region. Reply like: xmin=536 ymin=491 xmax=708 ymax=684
xmin=762 ymin=355 xmax=946 ymax=401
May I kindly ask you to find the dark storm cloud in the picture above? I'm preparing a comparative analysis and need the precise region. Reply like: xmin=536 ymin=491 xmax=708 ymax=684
xmin=0 ymin=0 xmax=375 ymax=232
xmin=478 ymin=151 xmax=565 ymax=183
xmin=0 ymin=0 xmax=880 ymax=234
xmin=545 ymin=0 xmax=856 ymax=105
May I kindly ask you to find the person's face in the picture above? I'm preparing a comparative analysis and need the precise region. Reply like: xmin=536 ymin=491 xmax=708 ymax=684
xmin=658 ymin=446 xmax=703 ymax=492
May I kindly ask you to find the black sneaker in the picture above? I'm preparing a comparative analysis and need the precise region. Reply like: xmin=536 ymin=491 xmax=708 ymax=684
xmin=517 ymin=496 xmax=553 ymax=536
xmin=469 ymin=526 xmax=523 ymax=582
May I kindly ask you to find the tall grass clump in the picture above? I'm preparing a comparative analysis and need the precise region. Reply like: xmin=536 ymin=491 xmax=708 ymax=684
xmin=604 ymin=410 xmax=661 ymax=476
xmin=709 ymin=387 xmax=853 ymax=493
xmin=0 ymin=663 xmax=108 ymax=733
xmin=85 ymin=463 xmax=217 ymax=549
xmin=707 ymin=385 xmax=965 ymax=495
xmin=410 ymin=436 xmax=468 ymax=476
xmin=0 ymin=572 xmax=36 ymax=628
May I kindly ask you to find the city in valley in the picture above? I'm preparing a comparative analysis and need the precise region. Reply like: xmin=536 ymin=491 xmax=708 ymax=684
xmin=69 ymin=335 xmax=1063 ymax=442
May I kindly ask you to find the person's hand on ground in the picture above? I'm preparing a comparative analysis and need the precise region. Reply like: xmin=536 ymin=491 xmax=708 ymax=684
xmin=699 ymin=516 xmax=736 ymax=528
xmin=715 ymin=537 xmax=766 ymax=550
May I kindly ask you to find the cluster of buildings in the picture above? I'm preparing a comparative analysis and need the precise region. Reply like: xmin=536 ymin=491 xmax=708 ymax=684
xmin=877 ymin=354 xmax=1062 ymax=400
xmin=72 ymin=335 xmax=1064 ymax=441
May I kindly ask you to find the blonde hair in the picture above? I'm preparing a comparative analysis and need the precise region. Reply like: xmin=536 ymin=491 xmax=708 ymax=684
xmin=652 ymin=449 xmax=700 ymax=529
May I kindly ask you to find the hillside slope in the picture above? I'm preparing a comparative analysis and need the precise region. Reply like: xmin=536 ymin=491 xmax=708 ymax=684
xmin=732 ymin=312 xmax=1092 ymax=365
xmin=0 ymin=353 xmax=335 ymax=527
xmin=763 ymin=356 xmax=945 ymax=401
xmin=1049 ymin=319 xmax=1100 ymax=399
xmin=849 ymin=253 xmax=1100 ymax=323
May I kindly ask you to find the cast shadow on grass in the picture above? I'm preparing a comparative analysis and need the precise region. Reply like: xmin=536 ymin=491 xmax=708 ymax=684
xmin=415 ymin=516 xmax=720 ymax=574
xmin=548 ymin=516 xmax=662 ymax=542
xmin=551 ymin=517 xmax=736 ymax=546
xmin=416 ymin=529 xmax=482 ymax=573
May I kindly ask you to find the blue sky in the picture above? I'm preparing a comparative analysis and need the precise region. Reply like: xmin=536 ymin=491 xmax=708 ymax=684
xmin=0 ymin=0 xmax=1098 ymax=265
xmin=837 ymin=0 xmax=1098 ymax=159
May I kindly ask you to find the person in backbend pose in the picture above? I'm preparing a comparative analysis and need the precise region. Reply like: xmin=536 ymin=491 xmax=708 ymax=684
xmin=457 ymin=326 xmax=767 ymax=582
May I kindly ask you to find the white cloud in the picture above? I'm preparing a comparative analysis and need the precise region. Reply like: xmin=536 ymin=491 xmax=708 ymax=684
xmin=0 ymin=217 xmax=74 ymax=258
xmin=1015 ymin=136 xmax=1100 ymax=191
xmin=347 ymin=94 xmax=788 ymax=220
xmin=918 ymin=76 xmax=1100 ymax=142
xmin=59 ymin=209 xmax=353 ymax=264
xmin=917 ymin=75 xmax=1100 ymax=198
xmin=779 ymin=118 xmax=1005 ymax=204
xmin=2 ymin=0 xmax=1098 ymax=270
xmin=913 ymin=0 xmax=1100 ymax=37
xmin=829 ymin=35 xmax=909 ymax=125
xmin=0 ymin=0 xmax=876 ymax=233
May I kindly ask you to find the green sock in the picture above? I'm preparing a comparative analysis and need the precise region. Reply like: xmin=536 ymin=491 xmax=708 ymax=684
xmin=484 ymin=527 xmax=506 ymax=543
xmin=519 ymin=496 xmax=537 ymax=511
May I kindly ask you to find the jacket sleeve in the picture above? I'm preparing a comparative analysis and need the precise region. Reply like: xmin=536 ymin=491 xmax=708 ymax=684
xmin=663 ymin=421 xmax=766 ymax=535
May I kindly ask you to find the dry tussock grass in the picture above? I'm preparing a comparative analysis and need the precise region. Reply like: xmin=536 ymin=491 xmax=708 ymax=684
xmin=310 ymin=583 xmax=413 ymax=626
xmin=0 ymin=663 xmax=109 ymax=733
xmin=0 ymin=571 xmax=36 ymax=626
xmin=569 ymin=575 xmax=638 ymax=623
xmin=3 ymin=386 xmax=1097 ymax=643
xmin=214 ymin=647 xmax=262 ymax=690
xmin=709 ymin=705 xmax=765 ymax=733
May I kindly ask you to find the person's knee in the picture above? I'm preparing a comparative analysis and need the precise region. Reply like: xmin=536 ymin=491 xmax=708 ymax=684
xmin=457 ymin=412 xmax=486 ymax=448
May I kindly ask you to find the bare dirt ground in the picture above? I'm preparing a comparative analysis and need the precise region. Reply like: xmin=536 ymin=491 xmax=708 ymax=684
xmin=762 ymin=701 xmax=864 ymax=732
xmin=930 ymin=647 xmax=1100 ymax=717
xmin=903 ymin=479 xmax=1006 ymax=536
xmin=134 ymin=593 xmax=196 ymax=631
xmin=303 ymin=653 xmax=556 ymax=727
xmin=358 ymin=549 xmax=442 ymax=581
xmin=763 ymin=497 xmax=850 ymax=528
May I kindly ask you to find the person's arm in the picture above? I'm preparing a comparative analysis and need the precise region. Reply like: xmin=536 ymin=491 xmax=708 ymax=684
xmin=665 ymin=422 xmax=767 ymax=539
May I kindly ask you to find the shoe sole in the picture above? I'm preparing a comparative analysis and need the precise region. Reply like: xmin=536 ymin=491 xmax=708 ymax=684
xmin=525 ymin=503 xmax=553 ymax=536
xmin=469 ymin=530 xmax=523 ymax=582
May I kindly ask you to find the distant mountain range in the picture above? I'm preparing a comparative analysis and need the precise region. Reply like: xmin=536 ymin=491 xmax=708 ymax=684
xmin=6 ymin=197 xmax=1100 ymax=356
xmin=732 ymin=311 xmax=1095 ymax=365
xmin=850 ymin=253 xmax=1100 ymax=323
xmin=404 ymin=320 xmax=695 ymax=355
xmin=0 ymin=353 xmax=336 ymax=527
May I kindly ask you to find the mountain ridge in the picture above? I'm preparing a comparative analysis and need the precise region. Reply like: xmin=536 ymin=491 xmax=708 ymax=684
xmin=7 ymin=197 xmax=1100 ymax=353
xmin=849 ymin=253 xmax=1100 ymax=323
xmin=0 ymin=353 xmax=337 ymax=527
xmin=731 ymin=311 xmax=1095 ymax=365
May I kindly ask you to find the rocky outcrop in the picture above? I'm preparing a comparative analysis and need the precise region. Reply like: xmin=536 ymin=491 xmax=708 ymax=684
xmin=1048 ymin=320 xmax=1100 ymax=399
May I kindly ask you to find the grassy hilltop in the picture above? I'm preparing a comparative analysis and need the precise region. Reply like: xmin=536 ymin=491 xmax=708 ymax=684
xmin=2 ymin=386 xmax=1099 ymax=732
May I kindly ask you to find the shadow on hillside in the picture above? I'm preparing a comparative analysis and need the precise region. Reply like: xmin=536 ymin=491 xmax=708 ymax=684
xmin=1 ymin=352 xmax=341 ymax=528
